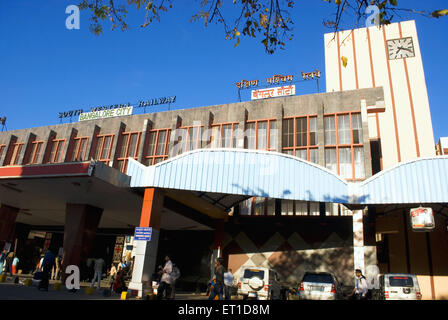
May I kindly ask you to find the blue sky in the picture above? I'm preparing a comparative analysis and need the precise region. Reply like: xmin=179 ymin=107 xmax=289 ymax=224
xmin=0 ymin=0 xmax=447 ymax=141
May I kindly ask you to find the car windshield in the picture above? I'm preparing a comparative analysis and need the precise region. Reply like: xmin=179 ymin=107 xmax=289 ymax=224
xmin=243 ymin=269 xmax=265 ymax=280
xmin=388 ymin=276 xmax=414 ymax=287
xmin=302 ymin=273 xmax=334 ymax=283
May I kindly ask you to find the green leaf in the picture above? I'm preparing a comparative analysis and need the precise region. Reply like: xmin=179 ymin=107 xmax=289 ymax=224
xmin=432 ymin=9 xmax=448 ymax=18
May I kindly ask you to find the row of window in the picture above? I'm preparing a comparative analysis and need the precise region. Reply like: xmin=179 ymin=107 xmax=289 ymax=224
xmin=0 ymin=112 xmax=365 ymax=180
xmin=238 ymin=198 xmax=353 ymax=216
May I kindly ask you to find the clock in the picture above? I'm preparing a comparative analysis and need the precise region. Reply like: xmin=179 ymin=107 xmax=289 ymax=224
xmin=387 ymin=37 xmax=415 ymax=60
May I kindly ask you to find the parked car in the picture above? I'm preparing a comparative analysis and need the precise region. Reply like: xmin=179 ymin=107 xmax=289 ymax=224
xmin=298 ymin=272 xmax=344 ymax=300
xmin=237 ymin=267 xmax=282 ymax=300
xmin=379 ymin=273 xmax=422 ymax=300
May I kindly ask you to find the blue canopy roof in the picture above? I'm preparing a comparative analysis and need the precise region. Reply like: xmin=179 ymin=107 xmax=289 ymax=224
xmin=126 ymin=149 xmax=448 ymax=205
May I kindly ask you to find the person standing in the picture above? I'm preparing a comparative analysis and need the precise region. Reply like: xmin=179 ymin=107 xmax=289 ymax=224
xmin=52 ymin=255 xmax=61 ymax=280
xmin=348 ymin=269 xmax=368 ymax=300
xmin=157 ymin=255 xmax=173 ymax=300
xmin=108 ymin=263 xmax=117 ymax=282
xmin=366 ymin=264 xmax=380 ymax=300
xmin=0 ymin=250 xmax=7 ymax=275
xmin=90 ymin=257 xmax=106 ymax=290
xmin=38 ymin=250 xmax=55 ymax=291
xmin=209 ymin=258 xmax=225 ymax=300
xmin=4 ymin=252 xmax=13 ymax=275
xmin=223 ymin=268 xmax=234 ymax=300
xmin=170 ymin=263 xmax=180 ymax=300
xmin=12 ymin=255 xmax=19 ymax=275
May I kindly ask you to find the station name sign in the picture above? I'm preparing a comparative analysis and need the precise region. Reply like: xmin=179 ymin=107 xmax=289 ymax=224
xmin=58 ymin=95 xmax=177 ymax=120
xmin=79 ymin=106 xmax=133 ymax=122
xmin=251 ymin=85 xmax=296 ymax=100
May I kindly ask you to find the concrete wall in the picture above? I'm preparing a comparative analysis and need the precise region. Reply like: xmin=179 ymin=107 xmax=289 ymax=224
xmin=223 ymin=216 xmax=355 ymax=286
xmin=0 ymin=87 xmax=384 ymax=180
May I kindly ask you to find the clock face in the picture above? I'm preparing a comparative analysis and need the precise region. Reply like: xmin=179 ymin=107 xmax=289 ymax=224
xmin=387 ymin=37 xmax=415 ymax=60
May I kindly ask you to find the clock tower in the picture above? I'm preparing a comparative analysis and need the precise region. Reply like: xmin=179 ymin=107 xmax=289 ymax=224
xmin=324 ymin=20 xmax=436 ymax=170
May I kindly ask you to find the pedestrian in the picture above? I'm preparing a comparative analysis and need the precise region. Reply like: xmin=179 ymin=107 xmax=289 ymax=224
xmin=90 ymin=257 xmax=106 ymax=290
xmin=0 ymin=249 xmax=7 ymax=275
xmin=5 ymin=252 xmax=14 ymax=275
xmin=366 ymin=264 xmax=380 ymax=300
xmin=348 ymin=269 xmax=368 ymax=300
xmin=157 ymin=255 xmax=173 ymax=300
xmin=37 ymin=254 xmax=44 ymax=272
xmin=109 ymin=263 xmax=117 ymax=282
xmin=224 ymin=268 xmax=234 ymax=300
xmin=52 ymin=255 xmax=61 ymax=280
xmin=208 ymin=258 xmax=225 ymax=300
xmin=170 ymin=263 xmax=181 ymax=300
xmin=38 ymin=249 xmax=55 ymax=291
xmin=12 ymin=255 xmax=19 ymax=275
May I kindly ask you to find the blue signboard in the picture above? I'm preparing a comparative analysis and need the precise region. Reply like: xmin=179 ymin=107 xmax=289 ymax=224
xmin=134 ymin=227 xmax=152 ymax=241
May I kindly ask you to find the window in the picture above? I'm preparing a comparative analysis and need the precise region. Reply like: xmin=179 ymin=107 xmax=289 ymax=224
xmin=239 ymin=197 xmax=275 ymax=216
xmin=324 ymin=113 xmax=365 ymax=181
xmin=0 ymin=144 xmax=6 ymax=165
xmin=282 ymin=116 xmax=318 ymax=163
xmin=246 ymin=119 xmax=277 ymax=151
xmin=117 ymin=132 xmax=141 ymax=173
xmin=71 ymin=137 xmax=89 ymax=162
xmin=93 ymin=134 xmax=114 ymax=165
xmin=210 ymin=123 xmax=239 ymax=148
xmin=279 ymin=200 xmax=320 ymax=216
xmin=29 ymin=141 xmax=45 ymax=164
xmin=173 ymin=125 xmax=204 ymax=155
xmin=144 ymin=129 xmax=170 ymax=165
xmin=49 ymin=139 xmax=66 ymax=164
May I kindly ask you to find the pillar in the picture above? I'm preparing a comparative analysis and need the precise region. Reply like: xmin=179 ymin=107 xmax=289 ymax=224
xmin=353 ymin=209 xmax=365 ymax=273
xmin=210 ymin=219 xmax=225 ymax=280
xmin=62 ymin=203 xmax=103 ymax=280
xmin=0 ymin=204 xmax=19 ymax=250
xmin=128 ymin=188 xmax=164 ymax=297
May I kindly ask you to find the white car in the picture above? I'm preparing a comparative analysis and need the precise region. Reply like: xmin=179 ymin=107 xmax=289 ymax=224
xmin=237 ymin=267 xmax=282 ymax=300
xmin=298 ymin=272 xmax=344 ymax=300
xmin=379 ymin=274 xmax=422 ymax=300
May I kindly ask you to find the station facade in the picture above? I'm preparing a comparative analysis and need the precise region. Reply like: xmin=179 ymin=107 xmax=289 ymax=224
xmin=0 ymin=20 xmax=447 ymax=299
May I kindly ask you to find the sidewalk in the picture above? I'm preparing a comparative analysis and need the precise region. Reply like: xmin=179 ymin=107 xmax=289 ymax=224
xmin=0 ymin=274 xmax=211 ymax=300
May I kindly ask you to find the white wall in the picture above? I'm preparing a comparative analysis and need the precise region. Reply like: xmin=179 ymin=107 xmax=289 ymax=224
xmin=324 ymin=20 xmax=436 ymax=170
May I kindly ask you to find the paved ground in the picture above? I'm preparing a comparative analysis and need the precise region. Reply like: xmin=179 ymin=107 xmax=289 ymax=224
xmin=0 ymin=274 xmax=212 ymax=300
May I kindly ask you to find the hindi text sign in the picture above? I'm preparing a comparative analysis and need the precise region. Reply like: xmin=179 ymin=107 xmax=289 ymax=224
xmin=251 ymin=85 xmax=296 ymax=100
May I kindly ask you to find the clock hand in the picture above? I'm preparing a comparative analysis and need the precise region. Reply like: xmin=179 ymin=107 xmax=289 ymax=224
xmin=398 ymin=46 xmax=412 ymax=53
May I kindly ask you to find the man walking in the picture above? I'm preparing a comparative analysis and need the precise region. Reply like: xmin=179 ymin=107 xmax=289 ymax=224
xmin=90 ymin=257 xmax=105 ymax=290
xmin=224 ymin=268 xmax=234 ymax=300
xmin=38 ymin=249 xmax=55 ymax=291
xmin=157 ymin=255 xmax=173 ymax=300
xmin=209 ymin=258 xmax=225 ymax=300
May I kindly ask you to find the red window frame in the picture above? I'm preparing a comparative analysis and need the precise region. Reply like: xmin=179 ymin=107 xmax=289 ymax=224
xmin=0 ymin=144 xmax=6 ymax=165
xmin=9 ymin=142 xmax=25 ymax=166
xmin=144 ymin=128 xmax=171 ymax=165
xmin=30 ymin=140 xmax=45 ymax=164
xmin=95 ymin=134 xmax=115 ymax=165
xmin=178 ymin=125 xmax=204 ymax=153
xmin=116 ymin=131 xmax=142 ymax=173
xmin=282 ymin=115 xmax=318 ymax=162
xmin=49 ymin=139 xmax=66 ymax=164
xmin=71 ymin=137 xmax=89 ymax=162
xmin=324 ymin=112 xmax=364 ymax=181
xmin=246 ymin=119 xmax=276 ymax=151
xmin=210 ymin=122 xmax=240 ymax=148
